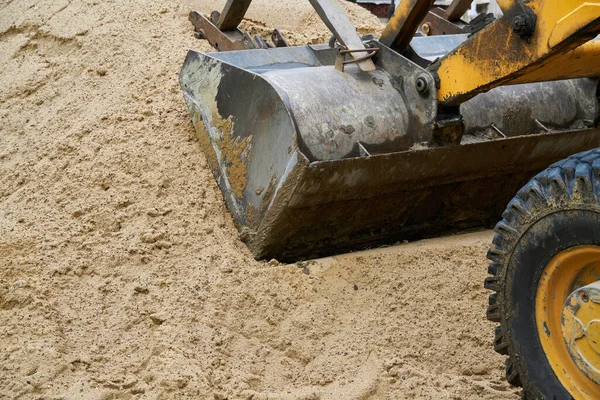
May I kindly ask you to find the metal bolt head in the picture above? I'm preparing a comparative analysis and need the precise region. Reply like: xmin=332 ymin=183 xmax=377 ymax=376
xmin=582 ymin=292 xmax=590 ymax=303
xmin=194 ymin=29 xmax=206 ymax=40
xmin=511 ymin=7 xmax=536 ymax=38
xmin=512 ymin=14 xmax=527 ymax=33
xmin=415 ymin=76 xmax=429 ymax=94
xmin=421 ymin=23 xmax=431 ymax=36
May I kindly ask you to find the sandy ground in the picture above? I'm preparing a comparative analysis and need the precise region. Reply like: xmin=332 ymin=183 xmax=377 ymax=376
xmin=0 ymin=0 xmax=518 ymax=399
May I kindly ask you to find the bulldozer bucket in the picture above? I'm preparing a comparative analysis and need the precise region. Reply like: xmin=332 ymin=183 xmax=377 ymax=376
xmin=180 ymin=37 xmax=600 ymax=261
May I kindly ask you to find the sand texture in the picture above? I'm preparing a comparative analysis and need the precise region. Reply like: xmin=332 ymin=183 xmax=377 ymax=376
xmin=0 ymin=0 xmax=518 ymax=399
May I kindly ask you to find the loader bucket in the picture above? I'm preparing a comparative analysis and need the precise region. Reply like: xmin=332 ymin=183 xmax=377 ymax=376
xmin=180 ymin=37 xmax=600 ymax=261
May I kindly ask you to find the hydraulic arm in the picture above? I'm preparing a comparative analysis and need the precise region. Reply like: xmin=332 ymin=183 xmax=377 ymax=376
xmin=429 ymin=0 xmax=600 ymax=105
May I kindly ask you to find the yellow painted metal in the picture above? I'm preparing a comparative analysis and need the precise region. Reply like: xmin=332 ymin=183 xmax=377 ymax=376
xmin=536 ymin=246 xmax=600 ymax=399
xmin=562 ymin=281 xmax=600 ymax=385
xmin=432 ymin=0 xmax=600 ymax=106
xmin=512 ymin=38 xmax=600 ymax=84
xmin=587 ymin=321 xmax=600 ymax=353
xmin=549 ymin=3 xmax=600 ymax=48
xmin=381 ymin=0 xmax=434 ymax=51
xmin=494 ymin=0 xmax=513 ymax=10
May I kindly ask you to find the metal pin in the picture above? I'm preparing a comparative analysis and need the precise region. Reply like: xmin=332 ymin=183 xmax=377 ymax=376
xmin=490 ymin=123 xmax=507 ymax=139
xmin=535 ymin=119 xmax=552 ymax=133
xmin=358 ymin=142 xmax=371 ymax=157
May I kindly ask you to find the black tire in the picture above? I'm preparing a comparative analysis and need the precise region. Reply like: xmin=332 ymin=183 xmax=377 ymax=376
xmin=485 ymin=148 xmax=600 ymax=399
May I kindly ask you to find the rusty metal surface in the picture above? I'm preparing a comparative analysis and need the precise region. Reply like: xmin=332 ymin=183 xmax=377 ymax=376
xmin=181 ymin=36 xmax=600 ymax=261
xmin=308 ymin=0 xmax=376 ymax=72
xmin=190 ymin=11 xmax=292 ymax=52
xmin=189 ymin=11 xmax=249 ymax=51
xmin=418 ymin=9 xmax=494 ymax=38
xmin=381 ymin=0 xmax=435 ymax=52
xmin=420 ymin=9 xmax=465 ymax=36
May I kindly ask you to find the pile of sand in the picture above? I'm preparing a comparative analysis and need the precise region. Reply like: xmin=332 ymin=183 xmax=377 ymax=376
xmin=187 ymin=0 xmax=384 ymax=45
xmin=0 ymin=0 xmax=517 ymax=398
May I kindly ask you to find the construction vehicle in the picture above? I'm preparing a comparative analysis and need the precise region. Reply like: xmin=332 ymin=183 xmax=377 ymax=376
xmin=180 ymin=0 xmax=600 ymax=397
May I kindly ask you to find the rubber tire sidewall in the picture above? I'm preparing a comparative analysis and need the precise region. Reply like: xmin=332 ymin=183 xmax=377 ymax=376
xmin=506 ymin=209 xmax=600 ymax=399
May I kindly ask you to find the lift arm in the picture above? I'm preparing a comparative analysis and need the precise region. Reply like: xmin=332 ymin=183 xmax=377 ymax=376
xmin=380 ymin=0 xmax=435 ymax=51
xmin=216 ymin=0 xmax=253 ymax=31
xmin=429 ymin=0 xmax=600 ymax=106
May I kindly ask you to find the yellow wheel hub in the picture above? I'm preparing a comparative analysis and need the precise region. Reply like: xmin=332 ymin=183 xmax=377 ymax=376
xmin=562 ymin=281 xmax=600 ymax=384
xmin=536 ymin=246 xmax=600 ymax=399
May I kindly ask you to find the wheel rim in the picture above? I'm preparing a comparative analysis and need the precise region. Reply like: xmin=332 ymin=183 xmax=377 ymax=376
xmin=536 ymin=246 xmax=600 ymax=399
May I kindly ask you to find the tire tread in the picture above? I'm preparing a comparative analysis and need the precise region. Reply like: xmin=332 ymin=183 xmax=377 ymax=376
xmin=485 ymin=148 xmax=600 ymax=396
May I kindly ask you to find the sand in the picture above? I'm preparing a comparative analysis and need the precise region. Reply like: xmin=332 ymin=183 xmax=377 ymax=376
xmin=185 ymin=0 xmax=384 ymax=45
xmin=0 ymin=0 xmax=518 ymax=399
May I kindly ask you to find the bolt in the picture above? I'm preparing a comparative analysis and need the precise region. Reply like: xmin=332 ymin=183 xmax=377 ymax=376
xmin=422 ymin=23 xmax=431 ymax=36
xmin=582 ymin=292 xmax=590 ymax=303
xmin=512 ymin=14 xmax=528 ymax=35
xmin=511 ymin=7 xmax=536 ymax=38
xmin=194 ymin=29 xmax=206 ymax=40
xmin=415 ymin=76 xmax=429 ymax=95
